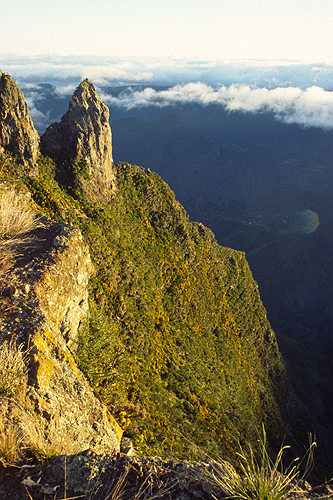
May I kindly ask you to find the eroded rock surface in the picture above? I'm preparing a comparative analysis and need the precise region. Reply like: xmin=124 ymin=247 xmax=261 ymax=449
xmin=41 ymin=79 xmax=116 ymax=203
xmin=0 ymin=221 xmax=122 ymax=455
xmin=0 ymin=70 xmax=39 ymax=173
xmin=1 ymin=451 xmax=331 ymax=500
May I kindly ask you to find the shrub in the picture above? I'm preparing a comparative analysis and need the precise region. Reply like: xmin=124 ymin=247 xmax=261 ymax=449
xmin=75 ymin=305 xmax=124 ymax=406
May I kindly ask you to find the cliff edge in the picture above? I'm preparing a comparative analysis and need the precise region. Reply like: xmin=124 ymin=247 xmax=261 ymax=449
xmin=0 ymin=217 xmax=122 ymax=455
xmin=0 ymin=74 xmax=122 ymax=455
xmin=0 ymin=73 xmax=327 ymax=481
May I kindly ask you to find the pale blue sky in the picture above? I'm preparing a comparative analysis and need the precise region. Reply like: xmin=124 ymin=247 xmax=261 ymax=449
xmin=1 ymin=0 xmax=332 ymax=62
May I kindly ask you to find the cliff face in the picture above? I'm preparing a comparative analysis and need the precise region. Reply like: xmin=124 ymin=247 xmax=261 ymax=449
xmin=41 ymin=79 xmax=116 ymax=203
xmin=0 ymin=70 xmax=39 ymax=174
xmin=0 ymin=220 xmax=122 ymax=454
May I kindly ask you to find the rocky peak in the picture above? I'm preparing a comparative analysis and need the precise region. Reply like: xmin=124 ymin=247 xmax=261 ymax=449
xmin=41 ymin=78 xmax=116 ymax=203
xmin=0 ymin=70 xmax=40 ymax=174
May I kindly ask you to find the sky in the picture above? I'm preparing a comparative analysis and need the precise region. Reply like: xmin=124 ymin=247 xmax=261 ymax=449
xmin=1 ymin=0 xmax=333 ymax=131
xmin=1 ymin=0 xmax=332 ymax=62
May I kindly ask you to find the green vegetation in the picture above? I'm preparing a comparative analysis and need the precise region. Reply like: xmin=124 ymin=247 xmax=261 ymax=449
xmin=1 ymin=152 xmax=301 ymax=466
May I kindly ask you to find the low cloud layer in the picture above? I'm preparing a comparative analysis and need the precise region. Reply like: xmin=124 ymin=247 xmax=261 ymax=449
xmin=2 ymin=54 xmax=333 ymax=131
xmin=2 ymin=54 xmax=333 ymax=90
xmin=102 ymin=83 xmax=333 ymax=130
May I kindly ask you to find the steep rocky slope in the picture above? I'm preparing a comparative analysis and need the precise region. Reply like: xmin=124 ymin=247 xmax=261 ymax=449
xmin=110 ymin=106 xmax=333 ymax=455
xmin=0 ymin=75 xmax=122 ymax=458
xmin=0 ymin=73 xmax=326 ymax=476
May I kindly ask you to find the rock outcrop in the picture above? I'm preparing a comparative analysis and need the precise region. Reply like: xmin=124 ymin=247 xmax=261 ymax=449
xmin=0 ymin=221 xmax=122 ymax=455
xmin=41 ymin=79 xmax=116 ymax=203
xmin=0 ymin=70 xmax=39 ymax=174
xmin=2 ymin=451 xmax=332 ymax=500
xmin=1 ymin=71 xmax=329 ymax=479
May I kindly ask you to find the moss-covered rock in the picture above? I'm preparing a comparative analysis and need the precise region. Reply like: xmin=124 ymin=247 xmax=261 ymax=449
xmin=41 ymin=79 xmax=116 ymax=203
xmin=14 ymin=153 xmax=311 ymax=463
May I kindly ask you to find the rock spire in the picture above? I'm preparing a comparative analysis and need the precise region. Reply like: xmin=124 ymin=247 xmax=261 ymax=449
xmin=42 ymin=79 xmax=116 ymax=203
xmin=0 ymin=70 xmax=40 ymax=173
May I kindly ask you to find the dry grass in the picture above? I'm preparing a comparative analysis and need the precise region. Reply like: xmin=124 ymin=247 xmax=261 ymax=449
xmin=0 ymin=398 xmax=63 ymax=467
xmin=0 ymin=339 xmax=27 ymax=398
xmin=92 ymin=465 xmax=175 ymax=500
xmin=0 ymin=188 xmax=42 ymax=240
xmin=0 ymin=340 xmax=62 ymax=467
xmin=0 ymin=413 xmax=24 ymax=466
xmin=0 ymin=340 xmax=28 ymax=466
xmin=197 ymin=427 xmax=317 ymax=500
xmin=0 ymin=187 xmax=45 ymax=272
xmin=20 ymin=415 xmax=63 ymax=462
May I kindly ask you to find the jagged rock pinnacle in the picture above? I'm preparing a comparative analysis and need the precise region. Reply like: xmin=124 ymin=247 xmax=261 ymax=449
xmin=42 ymin=78 xmax=116 ymax=203
xmin=0 ymin=70 xmax=40 ymax=173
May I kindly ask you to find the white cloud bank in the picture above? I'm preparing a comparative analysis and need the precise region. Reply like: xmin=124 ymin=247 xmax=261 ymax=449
xmin=2 ymin=54 xmax=333 ymax=130
xmin=102 ymin=83 xmax=333 ymax=130
xmin=2 ymin=54 xmax=333 ymax=89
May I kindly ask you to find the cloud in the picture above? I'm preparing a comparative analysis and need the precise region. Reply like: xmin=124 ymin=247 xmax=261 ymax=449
xmin=2 ymin=53 xmax=333 ymax=90
xmin=28 ymin=106 xmax=51 ymax=133
xmin=100 ymin=83 xmax=333 ymax=130
xmin=3 ymin=54 xmax=333 ymax=131
xmin=16 ymin=81 xmax=72 ymax=134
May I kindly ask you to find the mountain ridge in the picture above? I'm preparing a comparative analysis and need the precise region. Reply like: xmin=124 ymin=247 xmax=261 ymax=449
xmin=0 ymin=74 xmax=329 ymax=480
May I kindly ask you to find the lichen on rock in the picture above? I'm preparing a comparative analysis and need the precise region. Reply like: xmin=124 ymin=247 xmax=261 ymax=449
xmin=0 ymin=219 xmax=122 ymax=455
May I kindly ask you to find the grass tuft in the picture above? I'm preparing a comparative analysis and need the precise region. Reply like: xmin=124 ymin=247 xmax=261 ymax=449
xmin=0 ymin=339 xmax=27 ymax=398
xmin=0 ymin=187 xmax=43 ymax=240
xmin=0 ymin=341 xmax=62 ymax=467
xmin=20 ymin=416 xmax=63 ymax=462
xmin=0 ymin=186 xmax=45 ymax=271
xmin=0 ymin=416 xmax=24 ymax=466
xmin=199 ymin=426 xmax=316 ymax=500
